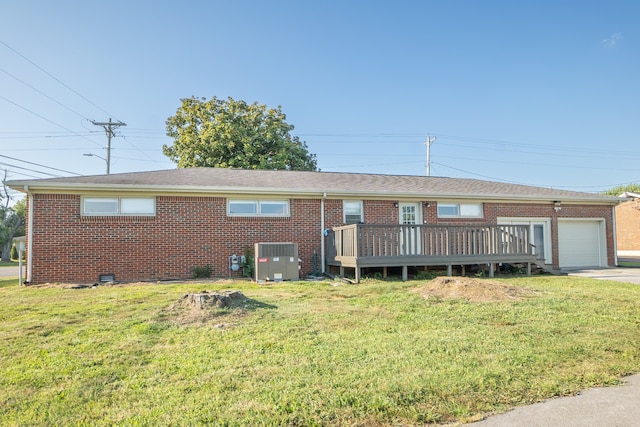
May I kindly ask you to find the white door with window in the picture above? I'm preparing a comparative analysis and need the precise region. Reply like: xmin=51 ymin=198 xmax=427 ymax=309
xmin=399 ymin=203 xmax=422 ymax=255
xmin=497 ymin=218 xmax=552 ymax=265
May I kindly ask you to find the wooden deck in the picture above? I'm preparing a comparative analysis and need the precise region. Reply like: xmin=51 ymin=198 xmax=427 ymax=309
xmin=326 ymin=224 xmax=542 ymax=282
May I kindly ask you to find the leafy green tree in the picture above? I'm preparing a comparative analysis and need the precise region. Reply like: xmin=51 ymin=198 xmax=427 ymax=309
xmin=0 ymin=179 xmax=26 ymax=262
xmin=164 ymin=96 xmax=318 ymax=171
xmin=603 ymin=184 xmax=640 ymax=196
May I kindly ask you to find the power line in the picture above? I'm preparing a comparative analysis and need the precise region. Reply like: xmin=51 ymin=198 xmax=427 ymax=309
xmin=0 ymin=162 xmax=62 ymax=178
xmin=0 ymin=95 xmax=103 ymax=148
xmin=0 ymin=67 xmax=88 ymax=119
xmin=0 ymin=40 xmax=120 ymax=121
xmin=0 ymin=154 xmax=82 ymax=176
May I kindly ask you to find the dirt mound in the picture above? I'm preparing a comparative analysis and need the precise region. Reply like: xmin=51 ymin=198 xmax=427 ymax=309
xmin=414 ymin=277 xmax=534 ymax=303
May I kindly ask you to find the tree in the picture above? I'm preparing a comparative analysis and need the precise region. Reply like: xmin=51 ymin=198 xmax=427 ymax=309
xmin=603 ymin=184 xmax=640 ymax=196
xmin=1 ymin=173 xmax=26 ymax=262
xmin=164 ymin=96 xmax=318 ymax=171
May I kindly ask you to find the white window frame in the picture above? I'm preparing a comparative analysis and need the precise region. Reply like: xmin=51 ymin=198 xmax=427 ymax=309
xmin=82 ymin=197 xmax=155 ymax=216
xmin=228 ymin=199 xmax=290 ymax=217
xmin=437 ymin=202 xmax=483 ymax=218
xmin=343 ymin=200 xmax=364 ymax=224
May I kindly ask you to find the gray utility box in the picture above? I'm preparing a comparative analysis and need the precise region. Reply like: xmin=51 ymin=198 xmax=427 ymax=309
xmin=254 ymin=242 xmax=299 ymax=282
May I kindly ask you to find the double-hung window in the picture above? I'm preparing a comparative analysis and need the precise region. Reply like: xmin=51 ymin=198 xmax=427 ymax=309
xmin=228 ymin=200 xmax=290 ymax=217
xmin=83 ymin=197 xmax=155 ymax=216
xmin=343 ymin=200 xmax=364 ymax=224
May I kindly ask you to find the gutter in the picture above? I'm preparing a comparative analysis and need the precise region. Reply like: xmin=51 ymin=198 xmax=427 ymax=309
xmin=5 ymin=181 xmax=621 ymax=205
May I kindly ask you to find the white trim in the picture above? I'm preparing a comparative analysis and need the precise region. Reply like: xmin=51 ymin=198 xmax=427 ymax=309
xmin=6 ymin=180 xmax=621 ymax=205
xmin=343 ymin=200 xmax=364 ymax=224
xmin=618 ymin=250 xmax=640 ymax=257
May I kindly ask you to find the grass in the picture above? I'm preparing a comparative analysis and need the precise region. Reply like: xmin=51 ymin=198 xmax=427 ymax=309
xmin=618 ymin=261 xmax=640 ymax=268
xmin=0 ymin=260 xmax=19 ymax=267
xmin=0 ymin=276 xmax=638 ymax=426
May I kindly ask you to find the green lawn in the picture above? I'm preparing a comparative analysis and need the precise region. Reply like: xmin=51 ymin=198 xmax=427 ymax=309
xmin=0 ymin=260 xmax=19 ymax=267
xmin=619 ymin=261 xmax=640 ymax=268
xmin=0 ymin=276 xmax=638 ymax=426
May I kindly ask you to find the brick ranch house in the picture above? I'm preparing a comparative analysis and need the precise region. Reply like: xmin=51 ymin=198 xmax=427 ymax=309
xmin=7 ymin=167 xmax=621 ymax=284
xmin=615 ymin=192 xmax=640 ymax=257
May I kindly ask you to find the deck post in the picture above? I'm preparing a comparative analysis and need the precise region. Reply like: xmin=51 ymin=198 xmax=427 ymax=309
xmin=447 ymin=264 xmax=452 ymax=276
xmin=339 ymin=266 xmax=344 ymax=278
xmin=383 ymin=266 xmax=388 ymax=278
xmin=402 ymin=266 xmax=408 ymax=281
xmin=355 ymin=267 xmax=361 ymax=283
xmin=526 ymin=262 xmax=531 ymax=275
xmin=489 ymin=263 xmax=495 ymax=277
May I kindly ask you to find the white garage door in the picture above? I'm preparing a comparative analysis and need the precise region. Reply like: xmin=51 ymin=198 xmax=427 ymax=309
xmin=558 ymin=220 xmax=604 ymax=268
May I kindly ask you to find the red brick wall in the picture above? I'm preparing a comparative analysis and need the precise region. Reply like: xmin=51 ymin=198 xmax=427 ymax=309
xmin=481 ymin=202 xmax=616 ymax=268
xmin=25 ymin=194 xmax=616 ymax=283
xmin=615 ymin=199 xmax=640 ymax=251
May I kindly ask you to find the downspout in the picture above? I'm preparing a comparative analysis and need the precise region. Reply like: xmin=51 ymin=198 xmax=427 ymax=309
xmin=612 ymin=204 xmax=618 ymax=266
xmin=321 ymin=192 xmax=326 ymax=273
xmin=26 ymin=187 xmax=34 ymax=283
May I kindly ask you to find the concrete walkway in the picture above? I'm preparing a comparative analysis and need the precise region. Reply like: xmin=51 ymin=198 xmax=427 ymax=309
xmin=469 ymin=374 xmax=640 ymax=426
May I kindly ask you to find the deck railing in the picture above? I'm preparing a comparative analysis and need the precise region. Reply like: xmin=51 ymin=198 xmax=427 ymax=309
xmin=326 ymin=224 xmax=532 ymax=262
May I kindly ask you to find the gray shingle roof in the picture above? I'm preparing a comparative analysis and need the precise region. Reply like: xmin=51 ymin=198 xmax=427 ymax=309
xmin=6 ymin=167 xmax=620 ymax=203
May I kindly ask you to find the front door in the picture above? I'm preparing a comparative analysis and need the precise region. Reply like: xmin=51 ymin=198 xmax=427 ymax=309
xmin=399 ymin=203 xmax=422 ymax=255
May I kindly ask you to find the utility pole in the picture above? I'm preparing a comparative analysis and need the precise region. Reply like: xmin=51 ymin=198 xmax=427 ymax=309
xmin=90 ymin=118 xmax=126 ymax=174
xmin=425 ymin=134 xmax=437 ymax=176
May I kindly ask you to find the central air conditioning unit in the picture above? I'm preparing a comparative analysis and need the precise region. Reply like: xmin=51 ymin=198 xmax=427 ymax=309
xmin=254 ymin=242 xmax=299 ymax=282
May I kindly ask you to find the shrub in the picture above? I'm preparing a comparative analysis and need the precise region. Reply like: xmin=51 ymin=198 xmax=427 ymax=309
xmin=241 ymin=248 xmax=255 ymax=278
xmin=192 ymin=264 xmax=212 ymax=279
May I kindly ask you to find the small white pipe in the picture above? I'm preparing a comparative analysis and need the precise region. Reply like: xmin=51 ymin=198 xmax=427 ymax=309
xmin=321 ymin=192 xmax=326 ymax=273
xmin=26 ymin=190 xmax=34 ymax=283
xmin=612 ymin=204 xmax=618 ymax=266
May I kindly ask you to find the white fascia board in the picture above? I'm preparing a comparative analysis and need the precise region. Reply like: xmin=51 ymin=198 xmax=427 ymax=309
xmin=6 ymin=181 xmax=620 ymax=205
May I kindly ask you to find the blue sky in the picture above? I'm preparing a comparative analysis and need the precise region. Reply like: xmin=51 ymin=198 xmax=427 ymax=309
xmin=1 ymin=1 xmax=638 ymax=194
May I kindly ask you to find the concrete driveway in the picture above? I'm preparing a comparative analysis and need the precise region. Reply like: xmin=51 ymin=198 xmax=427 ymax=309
xmin=0 ymin=266 xmax=20 ymax=279
xmin=566 ymin=266 xmax=640 ymax=284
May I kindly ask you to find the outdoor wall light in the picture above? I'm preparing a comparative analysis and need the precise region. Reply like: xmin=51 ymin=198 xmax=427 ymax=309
xmin=393 ymin=202 xmax=399 ymax=208
xmin=553 ymin=201 xmax=562 ymax=212
xmin=425 ymin=202 xmax=431 ymax=208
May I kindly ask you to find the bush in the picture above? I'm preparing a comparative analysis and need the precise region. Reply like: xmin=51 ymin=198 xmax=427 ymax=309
xmin=241 ymin=248 xmax=255 ymax=278
xmin=192 ymin=264 xmax=212 ymax=279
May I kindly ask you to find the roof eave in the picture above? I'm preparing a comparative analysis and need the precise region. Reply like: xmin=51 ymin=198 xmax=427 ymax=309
xmin=7 ymin=181 xmax=620 ymax=205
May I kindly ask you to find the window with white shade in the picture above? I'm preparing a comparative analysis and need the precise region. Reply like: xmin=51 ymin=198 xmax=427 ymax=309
xmin=228 ymin=200 xmax=289 ymax=217
xmin=437 ymin=202 xmax=483 ymax=218
xmin=82 ymin=197 xmax=155 ymax=216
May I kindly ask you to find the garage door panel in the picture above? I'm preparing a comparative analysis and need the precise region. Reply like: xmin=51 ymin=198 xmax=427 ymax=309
xmin=558 ymin=221 xmax=602 ymax=268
